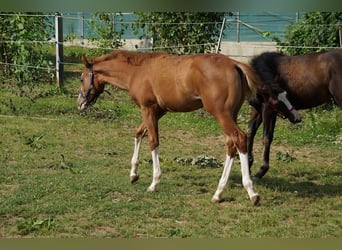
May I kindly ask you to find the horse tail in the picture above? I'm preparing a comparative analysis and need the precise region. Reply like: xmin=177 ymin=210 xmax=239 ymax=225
xmin=234 ymin=60 xmax=261 ymax=101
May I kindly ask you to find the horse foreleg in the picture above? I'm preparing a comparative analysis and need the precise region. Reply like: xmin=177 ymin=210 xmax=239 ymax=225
xmin=140 ymin=107 xmax=164 ymax=192
xmin=254 ymin=105 xmax=277 ymax=179
xmin=247 ymin=107 xmax=263 ymax=173
xmin=147 ymin=147 xmax=161 ymax=192
xmin=130 ymin=123 xmax=148 ymax=183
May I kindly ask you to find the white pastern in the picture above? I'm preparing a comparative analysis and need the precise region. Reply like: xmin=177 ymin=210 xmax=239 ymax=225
xmin=130 ymin=137 xmax=142 ymax=182
xmin=147 ymin=147 xmax=161 ymax=192
xmin=238 ymin=152 xmax=259 ymax=200
xmin=212 ymin=154 xmax=234 ymax=202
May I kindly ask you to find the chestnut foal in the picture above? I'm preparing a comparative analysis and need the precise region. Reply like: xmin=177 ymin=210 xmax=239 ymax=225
xmin=77 ymin=50 xmax=262 ymax=205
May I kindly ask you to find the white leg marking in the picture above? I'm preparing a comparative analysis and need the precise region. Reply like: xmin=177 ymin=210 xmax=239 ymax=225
xmin=212 ymin=154 xmax=234 ymax=202
xmin=278 ymin=91 xmax=292 ymax=109
xmin=239 ymin=152 xmax=259 ymax=202
xmin=147 ymin=147 xmax=161 ymax=192
xmin=130 ymin=137 xmax=142 ymax=182
xmin=278 ymin=91 xmax=301 ymax=121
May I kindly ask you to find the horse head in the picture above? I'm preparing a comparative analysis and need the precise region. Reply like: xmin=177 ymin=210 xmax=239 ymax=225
xmin=77 ymin=55 xmax=105 ymax=111
xmin=260 ymin=84 xmax=302 ymax=123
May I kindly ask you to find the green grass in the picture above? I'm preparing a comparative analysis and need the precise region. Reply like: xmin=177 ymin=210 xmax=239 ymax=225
xmin=0 ymin=78 xmax=342 ymax=238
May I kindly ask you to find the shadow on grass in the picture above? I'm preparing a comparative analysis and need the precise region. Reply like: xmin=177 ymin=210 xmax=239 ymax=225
xmin=255 ymin=172 xmax=342 ymax=198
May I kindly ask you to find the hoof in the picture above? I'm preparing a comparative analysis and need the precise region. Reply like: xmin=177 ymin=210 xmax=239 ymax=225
xmin=147 ymin=186 xmax=155 ymax=192
xmin=252 ymin=175 xmax=261 ymax=182
xmin=130 ymin=174 xmax=139 ymax=183
xmin=211 ymin=196 xmax=221 ymax=203
xmin=250 ymin=194 xmax=260 ymax=206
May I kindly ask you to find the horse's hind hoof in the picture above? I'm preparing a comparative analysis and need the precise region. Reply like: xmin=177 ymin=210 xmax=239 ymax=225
xmin=130 ymin=174 xmax=139 ymax=183
xmin=252 ymin=176 xmax=261 ymax=182
xmin=252 ymin=174 xmax=263 ymax=181
xmin=251 ymin=195 xmax=260 ymax=206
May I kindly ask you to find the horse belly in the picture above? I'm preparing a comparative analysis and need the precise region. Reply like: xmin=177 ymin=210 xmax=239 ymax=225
xmin=159 ymin=95 xmax=203 ymax=112
xmin=289 ymin=88 xmax=331 ymax=109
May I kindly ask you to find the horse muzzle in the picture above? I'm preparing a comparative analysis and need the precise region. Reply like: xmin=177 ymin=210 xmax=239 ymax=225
xmin=77 ymin=94 xmax=89 ymax=111
xmin=288 ymin=108 xmax=302 ymax=123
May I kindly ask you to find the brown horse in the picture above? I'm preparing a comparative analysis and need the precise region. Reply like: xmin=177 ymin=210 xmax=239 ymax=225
xmin=77 ymin=50 xmax=265 ymax=205
xmin=248 ymin=49 xmax=342 ymax=179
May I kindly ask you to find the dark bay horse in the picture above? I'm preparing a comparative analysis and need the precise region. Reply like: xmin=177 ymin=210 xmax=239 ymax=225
xmin=77 ymin=50 xmax=264 ymax=205
xmin=248 ymin=49 xmax=342 ymax=179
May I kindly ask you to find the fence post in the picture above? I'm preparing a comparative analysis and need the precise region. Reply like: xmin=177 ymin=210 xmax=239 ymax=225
xmin=55 ymin=12 xmax=64 ymax=87
xmin=236 ymin=12 xmax=240 ymax=42
xmin=216 ymin=17 xmax=226 ymax=53
xmin=81 ymin=13 xmax=85 ymax=45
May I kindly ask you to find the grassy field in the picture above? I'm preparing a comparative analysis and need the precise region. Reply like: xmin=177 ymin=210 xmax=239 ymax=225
xmin=0 ymin=73 xmax=342 ymax=238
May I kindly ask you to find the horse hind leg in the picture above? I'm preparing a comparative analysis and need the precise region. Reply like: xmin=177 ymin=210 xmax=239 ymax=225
xmin=239 ymin=149 xmax=260 ymax=206
xmin=212 ymin=136 xmax=235 ymax=203
xmin=130 ymin=122 xmax=148 ymax=183
xmin=234 ymin=129 xmax=260 ymax=205
xmin=213 ymin=115 xmax=260 ymax=205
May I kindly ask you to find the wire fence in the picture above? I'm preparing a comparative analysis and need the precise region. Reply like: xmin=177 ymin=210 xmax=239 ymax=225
xmin=1 ymin=12 xmax=342 ymax=84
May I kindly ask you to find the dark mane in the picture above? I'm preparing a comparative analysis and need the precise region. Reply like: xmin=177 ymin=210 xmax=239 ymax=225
xmin=90 ymin=50 xmax=167 ymax=66
xmin=250 ymin=52 xmax=285 ymax=86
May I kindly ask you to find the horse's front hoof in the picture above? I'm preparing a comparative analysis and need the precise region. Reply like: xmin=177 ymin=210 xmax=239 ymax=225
xmin=211 ymin=196 xmax=222 ymax=203
xmin=147 ymin=185 xmax=156 ymax=192
xmin=130 ymin=174 xmax=139 ymax=183
xmin=251 ymin=194 xmax=260 ymax=206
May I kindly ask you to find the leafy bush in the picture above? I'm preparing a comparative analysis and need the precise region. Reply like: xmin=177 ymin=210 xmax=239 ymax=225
xmin=86 ymin=13 xmax=126 ymax=56
xmin=131 ymin=12 xmax=229 ymax=54
xmin=274 ymin=12 xmax=342 ymax=55
xmin=0 ymin=13 xmax=54 ymax=91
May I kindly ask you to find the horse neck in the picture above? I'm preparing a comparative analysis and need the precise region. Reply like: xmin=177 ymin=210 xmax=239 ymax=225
xmin=93 ymin=60 xmax=134 ymax=91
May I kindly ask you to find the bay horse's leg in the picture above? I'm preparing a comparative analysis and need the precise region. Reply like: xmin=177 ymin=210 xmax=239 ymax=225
xmin=212 ymin=113 xmax=260 ymax=205
xmin=130 ymin=122 xmax=147 ymax=183
xmin=329 ymin=77 xmax=342 ymax=109
xmin=254 ymin=104 xmax=277 ymax=179
xmin=247 ymin=106 xmax=263 ymax=173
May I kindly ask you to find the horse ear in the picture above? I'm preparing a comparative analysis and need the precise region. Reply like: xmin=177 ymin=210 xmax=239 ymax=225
xmin=81 ymin=55 xmax=91 ymax=68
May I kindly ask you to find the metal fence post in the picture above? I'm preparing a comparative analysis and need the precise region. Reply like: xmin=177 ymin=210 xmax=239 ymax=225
xmin=55 ymin=12 xmax=64 ymax=87
xmin=236 ymin=12 xmax=240 ymax=42
xmin=216 ymin=17 xmax=226 ymax=53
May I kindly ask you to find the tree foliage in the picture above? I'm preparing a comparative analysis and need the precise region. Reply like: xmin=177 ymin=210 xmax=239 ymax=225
xmin=88 ymin=13 xmax=125 ymax=55
xmin=276 ymin=12 xmax=342 ymax=55
xmin=131 ymin=12 xmax=229 ymax=54
xmin=0 ymin=13 xmax=53 ymax=90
